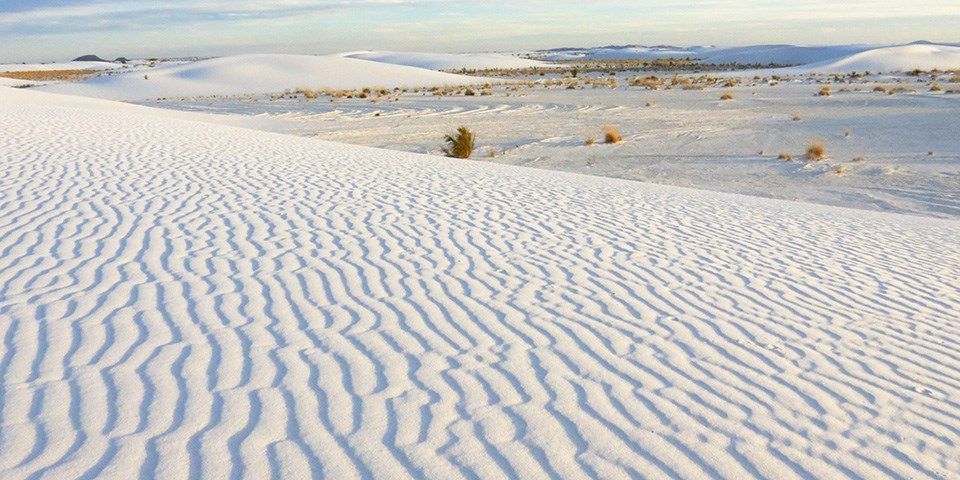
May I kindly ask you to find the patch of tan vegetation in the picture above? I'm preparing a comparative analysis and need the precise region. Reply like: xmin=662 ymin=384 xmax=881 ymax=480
xmin=603 ymin=126 xmax=623 ymax=144
xmin=805 ymin=142 xmax=826 ymax=161
xmin=0 ymin=69 xmax=102 ymax=81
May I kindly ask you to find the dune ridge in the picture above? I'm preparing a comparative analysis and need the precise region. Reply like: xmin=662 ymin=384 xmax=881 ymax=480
xmin=1 ymin=87 xmax=959 ymax=479
xmin=36 ymin=54 xmax=493 ymax=101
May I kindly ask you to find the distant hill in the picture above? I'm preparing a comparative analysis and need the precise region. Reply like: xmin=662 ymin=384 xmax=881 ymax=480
xmin=73 ymin=55 xmax=109 ymax=62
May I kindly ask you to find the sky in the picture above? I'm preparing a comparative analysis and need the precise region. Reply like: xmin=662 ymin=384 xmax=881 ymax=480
xmin=2 ymin=0 xmax=958 ymax=63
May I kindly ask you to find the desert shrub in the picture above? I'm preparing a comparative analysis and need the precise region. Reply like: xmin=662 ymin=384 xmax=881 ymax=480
xmin=720 ymin=92 xmax=734 ymax=100
xmin=603 ymin=126 xmax=623 ymax=144
xmin=818 ymin=86 xmax=832 ymax=96
xmin=778 ymin=153 xmax=793 ymax=161
xmin=949 ymin=76 xmax=960 ymax=83
xmin=585 ymin=137 xmax=597 ymax=146
xmin=805 ymin=142 xmax=826 ymax=161
xmin=930 ymin=83 xmax=942 ymax=92
xmin=873 ymin=86 xmax=887 ymax=93
xmin=464 ymin=88 xmax=476 ymax=96
xmin=296 ymin=87 xmax=318 ymax=99
xmin=835 ymin=164 xmax=848 ymax=175
xmin=442 ymin=126 xmax=476 ymax=159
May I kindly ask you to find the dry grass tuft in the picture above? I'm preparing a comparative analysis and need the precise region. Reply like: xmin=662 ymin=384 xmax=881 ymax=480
xmin=805 ymin=142 xmax=826 ymax=161
xmin=873 ymin=86 xmax=887 ymax=93
xmin=778 ymin=153 xmax=793 ymax=161
xmin=930 ymin=83 xmax=942 ymax=92
xmin=720 ymin=92 xmax=734 ymax=101
xmin=585 ymin=137 xmax=597 ymax=146
xmin=603 ymin=126 xmax=623 ymax=144
xmin=818 ymin=86 xmax=832 ymax=97
xmin=442 ymin=126 xmax=476 ymax=159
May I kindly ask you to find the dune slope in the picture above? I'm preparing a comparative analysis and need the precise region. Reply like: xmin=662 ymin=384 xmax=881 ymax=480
xmin=345 ymin=51 xmax=548 ymax=70
xmin=798 ymin=44 xmax=960 ymax=73
xmin=36 ymin=54 xmax=491 ymax=101
xmin=1 ymin=87 xmax=959 ymax=479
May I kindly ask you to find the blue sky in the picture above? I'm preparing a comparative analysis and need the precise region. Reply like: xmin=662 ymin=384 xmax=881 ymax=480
xmin=2 ymin=0 xmax=958 ymax=62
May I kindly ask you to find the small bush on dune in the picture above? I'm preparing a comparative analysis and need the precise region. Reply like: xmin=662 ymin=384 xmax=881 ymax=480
xmin=442 ymin=126 xmax=476 ymax=159
xmin=805 ymin=142 xmax=826 ymax=161
xmin=585 ymin=137 xmax=597 ymax=146
xmin=778 ymin=153 xmax=793 ymax=161
xmin=930 ymin=83 xmax=942 ymax=92
xmin=720 ymin=92 xmax=734 ymax=101
xmin=603 ymin=126 xmax=623 ymax=144
xmin=818 ymin=86 xmax=832 ymax=97
xmin=873 ymin=86 xmax=888 ymax=93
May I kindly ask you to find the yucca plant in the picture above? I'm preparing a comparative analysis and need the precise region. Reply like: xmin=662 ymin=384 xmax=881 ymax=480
xmin=442 ymin=126 xmax=476 ymax=159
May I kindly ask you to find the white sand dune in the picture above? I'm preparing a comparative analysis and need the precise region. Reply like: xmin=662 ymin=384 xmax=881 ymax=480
xmin=534 ymin=44 xmax=876 ymax=65
xmin=535 ymin=45 xmax=707 ymax=61
xmin=796 ymin=44 xmax=960 ymax=73
xmin=345 ymin=51 xmax=548 ymax=70
xmin=36 ymin=54 xmax=492 ymax=101
xmin=2 ymin=86 xmax=959 ymax=479
xmin=534 ymin=43 xmax=960 ymax=71
xmin=0 ymin=61 xmax=123 ymax=73
xmin=0 ymin=77 xmax=38 ymax=88
xmin=698 ymin=44 xmax=873 ymax=66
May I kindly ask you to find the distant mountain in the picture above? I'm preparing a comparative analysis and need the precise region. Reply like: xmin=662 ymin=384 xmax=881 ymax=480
xmin=73 ymin=55 xmax=110 ymax=62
